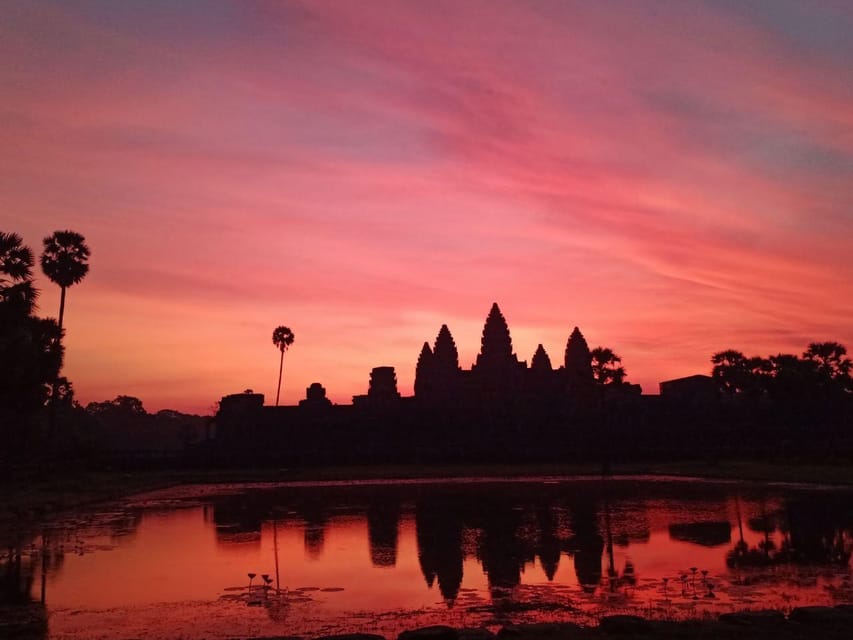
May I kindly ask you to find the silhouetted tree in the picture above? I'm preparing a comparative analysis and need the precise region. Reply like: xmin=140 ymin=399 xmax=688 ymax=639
xmin=590 ymin=347 xmax=626 ymax=385
xmin=85 ymin=395 xmax=152 ymax=452
xmin=86 ymin=395 xmax=146 ymax=416
xmin=804 ymin=342 xmax=852 ymax=393
xmin=272 ymin=326 xmax=295 ymax=406
xmin=1 ymin=233 xmax=64 ymax=454
xmin=710 ymin=350 xmax=770 ymax=397
xmin=766 ymin=353 xmax=816 ymax=400
xmin=45 ymin=376 xmax=74 ymax=408
xmin=711 ymin=350 xmax=748 ymax=395
xmin=710 ymin=343 xmax=852 ymax=441
xmin=40 ymin=230 xmax=90 ymax=333
xmin=1 ymin=232 xmax=38 ymax=318
xmin=2 ymin=317 xmax=64 ymax=411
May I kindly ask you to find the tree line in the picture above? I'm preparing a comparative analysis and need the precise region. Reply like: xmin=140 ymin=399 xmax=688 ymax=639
xmin=711 ymin=342 xmax=852 ymax=401
xmin=0 ymin=230 xmax=89 ymax=458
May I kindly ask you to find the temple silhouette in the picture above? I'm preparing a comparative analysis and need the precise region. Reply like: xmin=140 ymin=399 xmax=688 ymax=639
xmin=215 ymin=303 xmax=644 ymax=465
xmin=212 ymin=302 xmax=852 ymax=466
xmin=225 ymin=302 xmax=640 ymax=414
xmin=411 ymin=304 xmax=611 ymax=408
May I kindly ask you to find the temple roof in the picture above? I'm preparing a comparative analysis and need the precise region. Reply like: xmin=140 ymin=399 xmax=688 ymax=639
xmin=531 ymin=344 xmax=553 ymax=372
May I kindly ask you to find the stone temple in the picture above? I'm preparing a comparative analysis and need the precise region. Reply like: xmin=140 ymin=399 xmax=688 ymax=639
xmin=413 ymin=302 xmax=607 ymax=408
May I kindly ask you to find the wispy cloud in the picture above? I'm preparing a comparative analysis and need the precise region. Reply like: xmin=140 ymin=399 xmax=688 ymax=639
xmin=2 ymin=0 xmax=851 ymax=410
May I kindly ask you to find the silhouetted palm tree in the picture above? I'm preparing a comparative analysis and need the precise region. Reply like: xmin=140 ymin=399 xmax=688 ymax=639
xmin=0 ymin=231 xmax=37 ymax=317
xmin=804 ymin=342 xmax=852 ymax=388
xmin=591 ymin=347 xmax=626 ymax=385
xmin=272 ymin=326 xmax=295 ymax=406
xmin=40 ymin=230 xmax=90 ymax=332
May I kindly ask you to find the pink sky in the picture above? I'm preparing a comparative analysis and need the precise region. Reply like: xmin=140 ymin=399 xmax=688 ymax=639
xmin=2 ymin=1 xmax=852 ymax=414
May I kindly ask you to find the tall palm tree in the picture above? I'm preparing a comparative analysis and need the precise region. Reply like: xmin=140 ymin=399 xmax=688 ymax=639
xmin=591 ymin=346 xmax=626 ymax=385
xmin=40 ymin=230 xmax=90 ymax=332
xmin=272 ymin=326 xmax=295 ymax=406
xmin=0 ymin=231 xmax=37 ymax=317
xmin=1 ymin=234 xmax=64 ymax=433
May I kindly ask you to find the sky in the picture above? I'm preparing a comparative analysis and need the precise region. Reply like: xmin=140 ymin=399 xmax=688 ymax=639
xmin=2 ymin=0 xmax=852 ymax=414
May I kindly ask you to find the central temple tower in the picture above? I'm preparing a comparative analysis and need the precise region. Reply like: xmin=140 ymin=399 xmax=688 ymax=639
xmin=471 ymin=303 xmax=524 ymax=399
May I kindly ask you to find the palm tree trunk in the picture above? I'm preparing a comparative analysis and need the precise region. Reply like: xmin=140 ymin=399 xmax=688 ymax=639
xmin=48 ymin=286 xmax=67 ymax=442
xmin=58 ymin=286 xmax=66 ymax=331
xmin=275 ymin=349 xmax=284 ymax=406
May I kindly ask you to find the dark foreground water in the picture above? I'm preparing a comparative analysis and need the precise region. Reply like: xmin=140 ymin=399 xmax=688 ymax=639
xmin=2 ymin=476 xmax=853 ymax=638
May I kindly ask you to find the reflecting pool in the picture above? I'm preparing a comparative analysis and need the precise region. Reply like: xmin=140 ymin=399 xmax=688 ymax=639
xmin=2 ymin=476 xmax=853 ymax=638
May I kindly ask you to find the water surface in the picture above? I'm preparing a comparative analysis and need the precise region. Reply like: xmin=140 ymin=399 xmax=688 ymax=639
xmin=3 ymin=476 xmax=853 ymax=638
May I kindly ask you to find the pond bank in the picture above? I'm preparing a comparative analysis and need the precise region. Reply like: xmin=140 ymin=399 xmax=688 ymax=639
xmin=229 ymin=607 xmax=853 ymax=640
xmin=5 ymin=607 xmax=851 ymax=640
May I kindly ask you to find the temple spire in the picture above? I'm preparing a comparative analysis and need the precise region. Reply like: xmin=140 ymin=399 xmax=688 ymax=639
xmin=565 ymin=326 xmax=593 ymax=388
xmin=414 ymin=341 xmax=433 ymax=398
xmin=476 ymin=302 xmax=513 ymax=367
xmin=531 ymin=344 xmax=552 ymax=372
xmin=433 ymin=324 xmax=459 ymax=372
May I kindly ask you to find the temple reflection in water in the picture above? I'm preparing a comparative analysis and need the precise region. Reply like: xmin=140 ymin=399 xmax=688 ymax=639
xmin=197 ymin=479 xmax=852 ymax=607
xmin=5 ymin=478 xmax=853 ymax=638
